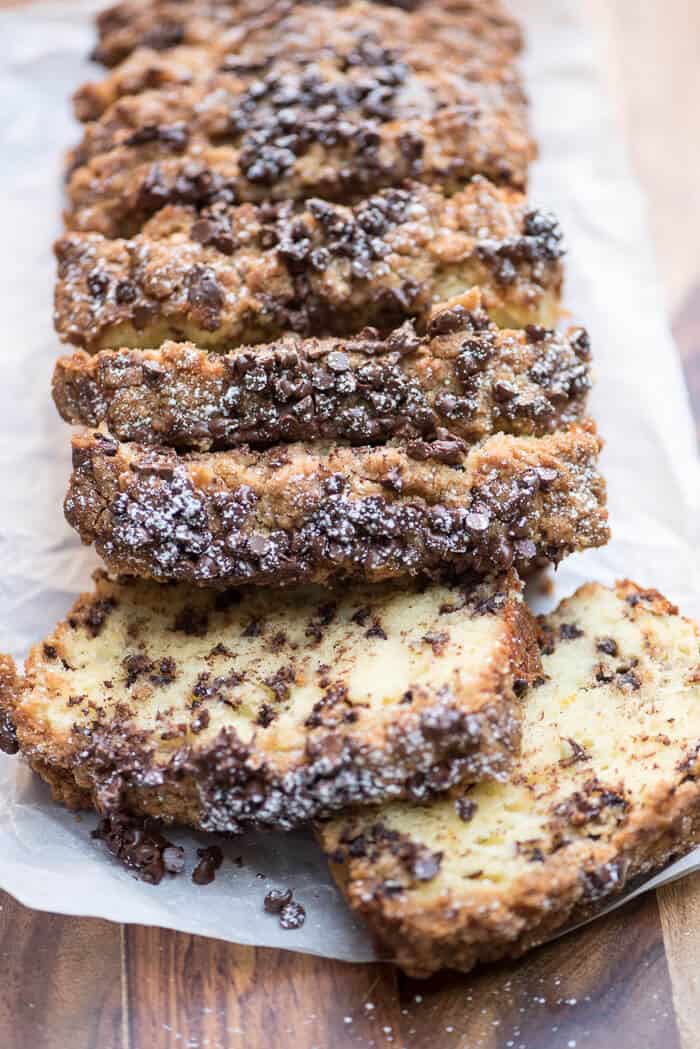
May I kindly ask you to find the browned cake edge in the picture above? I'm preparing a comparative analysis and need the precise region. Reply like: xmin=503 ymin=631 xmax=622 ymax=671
xmin=51 ymin=315 xmax=589 ymax=451
xmin=0 ymin=572 xmax=541 ymax=831
xmin=63 ymin=423 xmax=609 ymax=588
xmin=318 ymin=582 xmax=700 ymax=977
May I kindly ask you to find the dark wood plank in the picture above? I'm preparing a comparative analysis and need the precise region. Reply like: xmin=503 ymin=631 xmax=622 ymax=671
xmin=0 ymin=854 xmax=682 ymax=1049
xmin=658 ymin=872 xmax=700 ymax=1048
xmin=0 ymin=892 xmax=124 ymax=1049
xmin=124 ymin=926 xmax=398 ymax=1049
xmin=396 ymin=893 xmax=679 ymax=1049
xmin=121 ymin=893 xmax=680 ymax=1049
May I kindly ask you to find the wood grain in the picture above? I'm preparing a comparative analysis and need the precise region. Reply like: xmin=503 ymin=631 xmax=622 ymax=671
xmin=123 ymin=927 xmax=398 ymax=1048
xmin=398 ymin=893 xmax=679 ymax=1049
xmin=658 ymin=875 xmax=700 ymax=1049
xmin=0 ymin=905 xmax=123 ymax=1049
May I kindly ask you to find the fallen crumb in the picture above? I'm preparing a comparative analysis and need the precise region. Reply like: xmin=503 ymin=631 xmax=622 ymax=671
xmin=279 ymin=900 xmax=306 ymax=930
xmin=92 ymin=814 xmax=185 ymax=885
xmin=192 ymin=845 xmax=223 ymax=885
xmin=264 ymin=887 xmax=293 ymax=913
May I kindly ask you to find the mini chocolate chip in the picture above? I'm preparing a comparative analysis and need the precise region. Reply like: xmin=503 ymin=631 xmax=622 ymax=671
xmin=191 ymin=709 xmax=210 ymax=734
xmin=87 ymin=270 xmax=109 ymax=298
xmin=115 ymin=280 xmax=138 ymax=305
xmin=142 ymin=359 xmax=165 ymax=385
xmin=427 ymin=307 xmax=468 ymax=336
xmin=264 ymin=887 xmax=293 ymax=913
xmin=455 ymin=798 xmax=477 ymax=822
xmin=188 ymin=267 xmax=224 ymax=314
xmin=191 ymin=218 xmax=214 ymax=243
xmin=494 ymin=380 xmax=517 ymax=402
xmin=618 ymin=670 xmax=641 ymax=690
xmin=256 ymin=703 xmax=276 ymax=727
xmin=571 ymin=327 xmax=591 ymax=357
xmin=0 ymin=710 xmax=19 ymax=755
xmin=559 ymin=623 xmax=583 ymax=640
xmin=94 ymin=432 xmax=119 ymax=456
xmin=192 ymin=845 xmax=223 ymax=885
xmin=279 ymin=900 xmax=306 ymax=930
xmin=92 ymin=815 xmax=183 ymax=886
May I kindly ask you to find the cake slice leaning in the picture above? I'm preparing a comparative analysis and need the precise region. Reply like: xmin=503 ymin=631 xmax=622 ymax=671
xmin=64 ymin=422 xmax=608 ymax=588
xmin=319 ymin=581 xmax=700 ymax=976
xmin=52 ymin=305 xmax=588 ymax=452
xmin=0 ymin=571 xmax=540 ymax=831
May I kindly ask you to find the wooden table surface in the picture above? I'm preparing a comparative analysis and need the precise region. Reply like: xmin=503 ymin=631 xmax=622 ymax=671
xmin=2 ymin=3 xmax=700 ymax=1047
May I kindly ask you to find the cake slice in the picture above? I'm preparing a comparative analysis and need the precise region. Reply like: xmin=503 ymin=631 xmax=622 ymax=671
xmin=64 ymin=423 xmax=608 ymax=588
xmin=78 ymin=0 xmax=522 ymax=118
xmin=69 ymin=37 xmax=529 ymax=174
xmin=52 ymin=306 xmax=588 ymax=452
xmin=65 ymin=55 xmax=532 ymax=237
xmin=319 ymin=581 xmax=700 ymax=976
xmin=54 ymin=180 xmax=563 ymax=352
xmin=0 ymin=571 xmax=540 ymax=831
xmin=89 ymin=0 xmax=523 ymax=72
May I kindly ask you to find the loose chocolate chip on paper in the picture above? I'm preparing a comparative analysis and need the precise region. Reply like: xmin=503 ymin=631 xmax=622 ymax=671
xmin=264 ymin=887 xmax=293 ymax=913
xmin=192 ymin=845 xmax=224 ymax=885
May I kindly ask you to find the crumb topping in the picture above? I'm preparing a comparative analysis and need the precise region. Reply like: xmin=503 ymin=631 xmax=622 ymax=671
xmin=64 ymin=426 xmax=608 ymax=588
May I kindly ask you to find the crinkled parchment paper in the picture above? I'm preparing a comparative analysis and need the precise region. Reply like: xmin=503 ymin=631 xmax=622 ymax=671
xmin=0 ymin=0 xmax=698 ymax=962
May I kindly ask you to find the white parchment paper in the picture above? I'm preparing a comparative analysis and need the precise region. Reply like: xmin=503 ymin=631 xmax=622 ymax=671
xmin=0 ymin=0 xmax=699 ymax=962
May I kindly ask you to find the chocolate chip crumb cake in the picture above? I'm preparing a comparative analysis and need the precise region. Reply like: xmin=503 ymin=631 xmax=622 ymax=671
xmin=65 ymin=48 xmax=533 ymax=237
xmin=320 ymin=582 xmax=700 ymax=976
xmin=78 ymin=0 xmax=523 ymax=120
xmin=88 ymin=0 xmax=523 ymax=74
xmin=52 ymin=301 xmax=588 ymax=451
xmin=0 ymin=571 xmax=540 ymax=830
xmin=64 ymin=423 xmax=608 ymax=588
xmin=54 ymin=180 xmax=563 ymax=352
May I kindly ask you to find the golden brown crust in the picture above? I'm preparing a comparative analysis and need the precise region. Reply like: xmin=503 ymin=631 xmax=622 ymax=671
xmin=319 ymin=582 xmax=700 ymax=976
xmin=3 ymin=571 xmax=541 ymax=830
xmin=65 ymin=52 xmax=533 ymax=237
xmin=52 ymin=307 xmax=589 ymax=451
xmin=54 ymin=180 xmax=563 ymax=352
xmin=63 ymin=423 xmax=609 ymax=588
